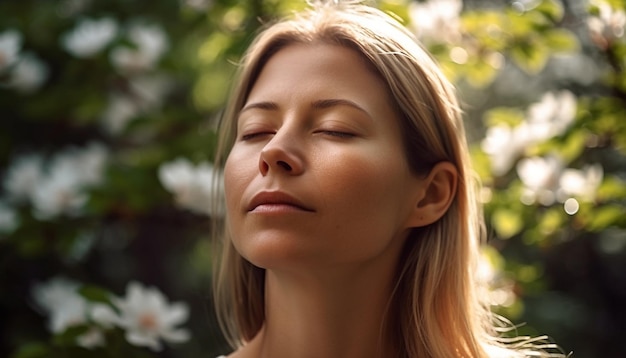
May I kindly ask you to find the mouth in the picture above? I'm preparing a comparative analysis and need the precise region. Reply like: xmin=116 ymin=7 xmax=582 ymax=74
xmin=247 ymin=191 xmax=315 ymax=212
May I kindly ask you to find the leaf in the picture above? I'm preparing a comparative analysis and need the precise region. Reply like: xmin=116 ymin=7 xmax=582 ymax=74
xmin=597 ymin=176 xmax=626 ymax=201
xmin=537 ymin=208 xmax=565 ymax=237
xmin=9 ymin=342 xmax=50 ymax=358
xmin=544 ymin=29 xmax=580 ymax=53
xmin=484 ymin=107 xmax=526 ymax=127
xmin=465 ymin=58 xmax=500 ymax=88
xmin=510 ymin=40 xmax=549 ymax=74
xmin=534 ymin=0 xmax=564 ymax=22
xmin=557 ymin=129 xmax=587 ymax=162
xmin=588 ymin=204 xmax=626 ymax=231
xmin=52 ymin=325 xmax=90 ymax=347
xmin=79 ymin=284 xmax=112 ymax=304
xmin=491 ymin=208 xmax=524 ymax=239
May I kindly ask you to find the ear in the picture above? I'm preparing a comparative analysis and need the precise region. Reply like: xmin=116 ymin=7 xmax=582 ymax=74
xmin=406 ymin=161 xmax=458 ymax=228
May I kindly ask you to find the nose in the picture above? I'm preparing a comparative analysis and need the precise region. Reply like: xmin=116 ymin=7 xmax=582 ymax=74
xmin=259 ymin=132 xmax=304 ymax=176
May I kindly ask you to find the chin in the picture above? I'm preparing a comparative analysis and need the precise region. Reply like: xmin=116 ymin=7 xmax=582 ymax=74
xmin=234 ymin=233 xmax=328 ymax=271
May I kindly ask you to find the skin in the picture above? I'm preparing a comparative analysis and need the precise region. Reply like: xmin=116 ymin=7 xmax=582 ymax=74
xmin=223 ymin=43 xmax=457 ymax=358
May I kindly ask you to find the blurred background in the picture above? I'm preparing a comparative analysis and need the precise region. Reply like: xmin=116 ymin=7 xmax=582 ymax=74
xmin=1 ymin=0 xmax=625 ymax=357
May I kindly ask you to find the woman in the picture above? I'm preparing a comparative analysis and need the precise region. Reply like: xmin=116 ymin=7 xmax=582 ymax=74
xmin=212 ymin=2 xmax=565 ymax=357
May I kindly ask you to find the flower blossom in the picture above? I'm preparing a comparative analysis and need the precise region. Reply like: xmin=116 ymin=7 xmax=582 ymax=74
xmin=3 ymin=154 xmax=45 ymax=203
xmin=526 ymin=91 xmax=577 ymax=139
xmin=31 ymin=168 xmax=89 ymax=220
xmin=61 ymin=17 xmax=118 ymax=58
xmin=32 ymin=277 xmax=105 ymax=348
xmin=0 ymin=29 xmax=22 ymax=72
xmin=110 ymin=23 xmax=168 ymax=73
xmin=516 ymin=155 xmax=564 ymax=206
xmin=101 ymin=93 xmax=141 ymax=133
xmin=3 ymin=143 xmax=108 ymax=220
xmin=9 ymin=52 xmax=49 ymax=93
xmin=49 ymin=142 xmax=109 ymax=187
xmin=158 ymin=157 xmax=224 ymax=217
xmin=409 ymin=0 xmax=462 ymax=43
xmin=92 ymin=281 xmax=190 ymax=351
xmin=559 ymin=164 xmax=604 ymax=202
xmin=101 ymin=75 xmax=171 ymax=134
xmin=587 ymin=0 xmax=626 ymax=48
xmin=0 ymin=200 xmax=19 ymax=235
xmin=30 ymin=143 xmax=108 ymax=220
xmin=481 ymin=91 xmax=577 ymax=176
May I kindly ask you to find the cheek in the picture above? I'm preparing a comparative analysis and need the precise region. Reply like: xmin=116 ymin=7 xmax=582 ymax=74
xmin=223 ymin=153 xmax=250 ymax=213
xmin=320 ymin=148 xmax=410 ymax=214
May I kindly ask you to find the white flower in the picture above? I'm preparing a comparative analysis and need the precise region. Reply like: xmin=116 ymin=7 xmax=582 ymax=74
xmin=158 ymin=157 xmax=224 ymax=217
xmin=587 ymin=0 xmax=626 ymax=45
xmin=409 ymin=0 xmax=462 ymax=43
xmin=0 ymin=200 xmax=19 ymax=234
xmin=559 ymin=164 xmax=603 ymax=202
xmin=110 ymin=23 xmax=168 ymax=72
xmin=32 ymin=277 xmax=107 ymax=348
xmin=9 ymin=52 xmax=49 ymax=93
xmin=62 ymin=17 xmax=118 ymax=58
xmin=129 ymin=74 xmax=171 ymax=109
xmin=3 ymin=154 xmax=45 ymax=203
xmin=481 ymin=91 xmax=577 ymax=177
xmin=6 ymin=144 xmax=108 ymax=220
xmin=49 ymin=142 xmax=109 ymax=187
xmin=0 ymin=29 xmax=22 ymax=72
xmin=481 ymin=124 xmax=526 ymax=176
xmin=32 ymin=277 xmax=88 ymax=333
xmin=92 ymin=281 xmax=190 ymax=351
xmin=76 ymin=326 xmax=106 ymax=349
xmin=517 ymin=155 xmax=563 ymax=205
xmin=31 ymin=168 xmax=88 ymax=220
xmin=101 ymin=94 xmax=141 ymax=133
xmin=526 ymin=91 xmax=577 ymax=139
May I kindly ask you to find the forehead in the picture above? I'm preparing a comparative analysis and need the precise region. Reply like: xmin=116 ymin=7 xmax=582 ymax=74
xmin=245 ymin=43 xmax=392 ymax=111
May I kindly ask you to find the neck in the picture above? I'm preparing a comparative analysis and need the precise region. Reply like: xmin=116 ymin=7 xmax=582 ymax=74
xmin=243 ymin=263 xmax=401 ymax=358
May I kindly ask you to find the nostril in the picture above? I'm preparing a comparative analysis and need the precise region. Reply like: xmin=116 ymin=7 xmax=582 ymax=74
xmin=277 ymin=160 xmax=292 ymax=171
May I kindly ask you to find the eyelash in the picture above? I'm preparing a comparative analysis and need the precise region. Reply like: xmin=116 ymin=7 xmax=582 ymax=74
xmin=239 ymin=130 xmax=355 ymax=141
xmin=240 ymin=132 xmax=274 ymax=141
xmin=317 ymin=130 xmax=355 ymax=138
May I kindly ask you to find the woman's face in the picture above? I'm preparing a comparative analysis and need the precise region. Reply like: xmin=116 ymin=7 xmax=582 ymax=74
xmin=224 ymin=43 xmax=424 ymax=270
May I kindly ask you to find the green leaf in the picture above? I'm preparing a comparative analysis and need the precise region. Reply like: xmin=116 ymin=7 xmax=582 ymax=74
xmin=544 ymin=29 xmax=580 ymax=53
xmin=597 ymin=176 xmax=626 ymax=201
xmin=588 ymin=204 xmax=626 ymax=231
xmin=484 ymin=107 xmax=526 ymax=127
xmin=510 ymin=40 xmax=549 ymax=74
xmin=10 ymin=342 xmax=50 ymax=358
xmin=79 ymin=284 xmax=112 ymax=304
xmin=465 ymin=58 xmax=500 ymax=88
xmin=537 ymin=208 xmax=565 ymax=237
xmin=52 ymin=325 xmax=90 ymax=347
xmin=492 ymin=208 xmax=524 ymax=239
xmin=557 ymin=129 xmax=587 ymax=162
xmin=534 ymin=0 xmax=564 ymax=22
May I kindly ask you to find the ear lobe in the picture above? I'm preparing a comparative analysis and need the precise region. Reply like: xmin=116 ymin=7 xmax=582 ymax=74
xmin=406 ymin=162 xmax=458 ymax=228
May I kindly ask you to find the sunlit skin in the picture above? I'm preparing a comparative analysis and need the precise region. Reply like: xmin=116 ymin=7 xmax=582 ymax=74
xmin=223 ymin=43 xmax=456 ymax=358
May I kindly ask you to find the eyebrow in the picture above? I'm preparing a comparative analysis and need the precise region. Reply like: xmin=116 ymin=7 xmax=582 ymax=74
xmin=240 ymin=98 xmax=371 ymax=118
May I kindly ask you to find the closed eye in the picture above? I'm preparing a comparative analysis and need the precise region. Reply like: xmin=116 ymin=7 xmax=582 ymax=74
xmin=240 ymin=132 xmax=275 ymax=141
xmin=317 ymin=130 xmax=356 ymax=138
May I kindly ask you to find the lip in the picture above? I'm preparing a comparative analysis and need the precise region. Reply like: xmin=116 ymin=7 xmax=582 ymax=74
xmin=247 ymin=191 xmax=315 ymax=213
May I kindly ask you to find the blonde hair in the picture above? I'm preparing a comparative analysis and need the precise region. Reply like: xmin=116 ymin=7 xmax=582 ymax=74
xmin=212 ymin=2 xmax=564 ymax=357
